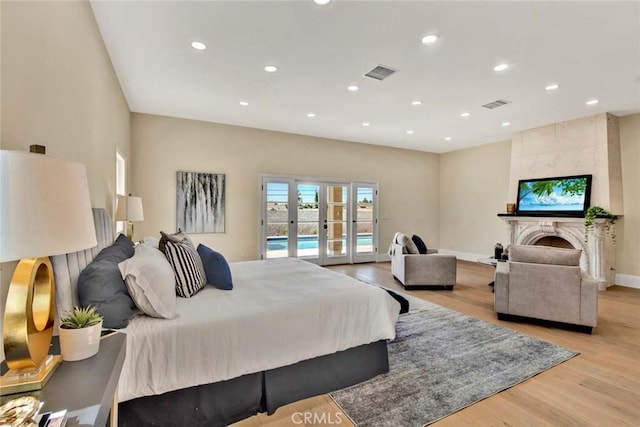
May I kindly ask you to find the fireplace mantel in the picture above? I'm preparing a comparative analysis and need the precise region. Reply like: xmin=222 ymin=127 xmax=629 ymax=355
xmin=498 ymin=214 xmax=615 ymax=290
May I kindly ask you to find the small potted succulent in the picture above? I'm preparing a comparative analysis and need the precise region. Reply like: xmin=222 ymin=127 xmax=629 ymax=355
xmin=58 ymin=306 xmax=103 ymax=361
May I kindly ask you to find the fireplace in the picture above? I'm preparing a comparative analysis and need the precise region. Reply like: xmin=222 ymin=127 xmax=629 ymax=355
xmin=500 ymin=215 xmax=614 ymax=290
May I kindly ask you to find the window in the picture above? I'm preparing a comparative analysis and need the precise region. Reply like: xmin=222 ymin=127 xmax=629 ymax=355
xmin=115 ymin=152 xmax=126 ymax=234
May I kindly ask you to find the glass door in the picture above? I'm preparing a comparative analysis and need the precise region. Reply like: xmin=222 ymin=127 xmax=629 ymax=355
xmin=263 ymin=179 xmax=295 ymax=258
xmin=323 ymin=184 xmax=350 ymax=265
xmin=352 ymin=183 xmax=377 ymax=263
xmin=262 ymin=176 xmax=376 ymax=265
xmin=296 ymin=183 xmax=320 ymax=261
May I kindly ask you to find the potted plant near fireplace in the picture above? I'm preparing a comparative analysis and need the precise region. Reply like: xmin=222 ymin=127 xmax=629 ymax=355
xmin=59 ymin=306 xmax=103 ymax=361
xmin=584 ymin=206 xmax=618 ymax=243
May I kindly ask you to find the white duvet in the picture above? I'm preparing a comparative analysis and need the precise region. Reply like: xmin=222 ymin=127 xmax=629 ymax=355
xmin=118 ymin=258 xmax=400 ymax=402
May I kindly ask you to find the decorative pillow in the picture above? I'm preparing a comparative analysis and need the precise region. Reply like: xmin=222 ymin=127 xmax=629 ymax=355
xmin=412 ymin=235 xmax=428 ymax=254
xmin=163 ymin=239 xmax=206 ymax=297
xmin=197 ymin=244 xmax=233 ymax=290
xmin=159 ymin=230 xmax=195 ymax=252
xmin=119 ymin=244 xmax=177 ymax=318
xmin=77 ymin=234 xmax=137 ymax=329
xmin=140 ymin=235 xmax=160 ymax=250
xmin=397 ymin=233 xmax=420 ymax=254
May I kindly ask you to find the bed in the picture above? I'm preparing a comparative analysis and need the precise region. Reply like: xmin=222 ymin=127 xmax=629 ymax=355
xmin=51 ymin=209 xmax=400 ymax=426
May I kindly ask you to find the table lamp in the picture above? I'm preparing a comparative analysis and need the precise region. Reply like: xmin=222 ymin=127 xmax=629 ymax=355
xmin=115 ymin=194 xmax=144 ymax=240
xmin=0 ymin=150 xmax=97 ymax=394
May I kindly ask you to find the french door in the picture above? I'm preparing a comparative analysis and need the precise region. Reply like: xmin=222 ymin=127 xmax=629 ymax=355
xmin=261 ymin=176 xmax=377 ymax=265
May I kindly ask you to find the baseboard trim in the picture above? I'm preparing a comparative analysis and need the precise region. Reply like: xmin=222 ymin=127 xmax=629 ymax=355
xmin=615 ymin=274 xmax=640 ymax=289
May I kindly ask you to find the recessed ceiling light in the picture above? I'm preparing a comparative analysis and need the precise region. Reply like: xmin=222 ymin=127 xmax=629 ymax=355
xmin=545 ymin=84 xmax=560 ymax=91
xmin=444 ymin=137 xmax=452 ymax=141
xmin=362 ymin=122 xmax=370 ymax=127
xmin=494 ymin=63 xmax=509 ymax=72
xmin=239 ymin=101 xmax=249 ymax=106
xmin=586 ymin=99 xmax=599 ymax=106
xmin=264 ymin=65 xmax=278 ymax=73
xmin=406 ymin=130 xmax=414 ymax=135
xmin=348 ymin=85 xmax=359 ymax=92
xmin=190 ymin=41 xmax=206 ymax=50
xmin=421 ymin=34 xmax=439 ymax=45
xmin=501 ymin=122 xmax=511 ymax=127
xmin=307 ymin=113 xmax=316 ymax=118
xmin=460 ymin=112 xmax=470 ymax=117
xmin=313 ymin=0 xmax=331 ymax=5
xmin=411 ymin=100 xmax=423 ymax=106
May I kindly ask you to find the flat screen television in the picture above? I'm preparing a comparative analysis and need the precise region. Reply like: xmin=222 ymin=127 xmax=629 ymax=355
xmin=516 ymin=174 xmax=592 ymax=217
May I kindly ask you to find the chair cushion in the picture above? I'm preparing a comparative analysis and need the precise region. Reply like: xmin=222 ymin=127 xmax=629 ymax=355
xmin=509 ymin=245 xmax=581 ymax=266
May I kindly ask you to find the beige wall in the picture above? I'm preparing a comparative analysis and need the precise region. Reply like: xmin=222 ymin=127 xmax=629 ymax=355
xmin=618 ymin=114 xmax=640 ymax=277
xmin=131 ymin=113 xmax=440 ymax=262
xmin=439 ymin=140 xmax=512 ymax=258
xmin=509 ymin=113 xmax=623 ymax=213
xmin=1 ymin=1 xmax=130 ymax=359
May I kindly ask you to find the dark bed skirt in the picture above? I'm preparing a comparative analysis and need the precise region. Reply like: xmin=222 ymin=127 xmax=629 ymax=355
xmin=118 ymin=340 xmax=389 ymax=426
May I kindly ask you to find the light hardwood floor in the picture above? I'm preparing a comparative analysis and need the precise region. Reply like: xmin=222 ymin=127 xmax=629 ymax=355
xmin=233 ymin=261 xmax=640 ymax=426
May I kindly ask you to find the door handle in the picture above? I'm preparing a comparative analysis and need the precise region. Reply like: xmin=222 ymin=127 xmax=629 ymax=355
xmin=323 ymin=224 xmax=327 ymax=229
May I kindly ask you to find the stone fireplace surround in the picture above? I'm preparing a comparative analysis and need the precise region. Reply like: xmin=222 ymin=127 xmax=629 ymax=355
xmin=500 ymin=215 xmax=614 ymax=291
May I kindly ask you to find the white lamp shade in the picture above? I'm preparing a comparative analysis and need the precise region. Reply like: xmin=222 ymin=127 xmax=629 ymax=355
xmin=0 ymin=151 xmax=98 ymax=262
xmin=115 ymin=195 xmax=144 ymax=222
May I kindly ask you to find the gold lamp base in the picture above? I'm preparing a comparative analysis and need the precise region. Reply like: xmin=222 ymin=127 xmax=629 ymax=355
xmin=0 ymin=354 xmax=62 ymax=395
xmin=3 ymin=257 xmax=59 ymax=395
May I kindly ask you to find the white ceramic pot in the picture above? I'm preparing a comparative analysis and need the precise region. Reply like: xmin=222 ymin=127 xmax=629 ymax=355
xmin=58 ymin=321 xmax=103 ymax=361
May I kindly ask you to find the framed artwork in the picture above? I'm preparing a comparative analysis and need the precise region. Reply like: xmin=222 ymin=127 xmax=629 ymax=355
xmin=176 ymin=171 xmax=225 ymax=233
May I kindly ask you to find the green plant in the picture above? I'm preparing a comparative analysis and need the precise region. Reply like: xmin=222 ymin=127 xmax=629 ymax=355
xmin=60 ymin=306 xmax=103 ymax=329
xmin=584 ymin=206 xmax=617 ymax=243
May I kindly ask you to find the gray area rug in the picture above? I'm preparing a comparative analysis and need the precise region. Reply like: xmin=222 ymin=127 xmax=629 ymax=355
xmin=330 ymin=303 xmax=578 ymax=426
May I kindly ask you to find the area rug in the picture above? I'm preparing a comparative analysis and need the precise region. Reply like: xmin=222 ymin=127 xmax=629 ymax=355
xmin=330 ymin=302 xmax=578 ymax=426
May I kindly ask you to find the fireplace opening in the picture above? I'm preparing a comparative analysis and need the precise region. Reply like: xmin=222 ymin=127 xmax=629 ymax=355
xmin=532 ymin=236 xmax=574 ymax=249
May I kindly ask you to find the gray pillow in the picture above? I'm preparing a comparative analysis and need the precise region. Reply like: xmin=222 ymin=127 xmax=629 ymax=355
xmin=77 ymin=234 xmax=137 ymax=329
xmin=397 ymin=233 xmax=420 ymax=254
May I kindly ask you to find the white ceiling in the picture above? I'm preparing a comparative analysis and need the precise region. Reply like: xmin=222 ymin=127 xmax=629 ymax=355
xmin=90 ymin=0 xmax=640 ymax=153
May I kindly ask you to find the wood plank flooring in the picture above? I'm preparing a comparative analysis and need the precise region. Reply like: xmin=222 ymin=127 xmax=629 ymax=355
xmin=232 ymin=261 xmax=640 ymax=426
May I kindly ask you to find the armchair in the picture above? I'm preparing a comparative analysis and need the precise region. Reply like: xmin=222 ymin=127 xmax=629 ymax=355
xmin=494 ymin=245 xmax=598 ymax=334
xmin=390 ymin=233 xmax=457 ymax=290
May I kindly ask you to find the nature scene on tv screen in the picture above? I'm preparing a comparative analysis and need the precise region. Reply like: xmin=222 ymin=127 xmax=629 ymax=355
xmin=518 ymin=177 xmax=588 ymax=211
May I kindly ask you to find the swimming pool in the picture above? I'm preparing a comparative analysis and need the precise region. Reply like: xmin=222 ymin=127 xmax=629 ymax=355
xmin=267 ymin=235 xmax=372 ymax=251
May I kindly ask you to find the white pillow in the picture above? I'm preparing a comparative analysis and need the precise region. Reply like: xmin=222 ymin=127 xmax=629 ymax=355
xmin=140 ymin=235 xmax=160 ymax=249
xmin=118 ymin=244 xmax=177 ymax=319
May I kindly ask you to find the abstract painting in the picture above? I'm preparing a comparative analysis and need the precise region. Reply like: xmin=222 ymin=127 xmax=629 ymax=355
xmin=176 ymin=171 xmax=225 ymax=233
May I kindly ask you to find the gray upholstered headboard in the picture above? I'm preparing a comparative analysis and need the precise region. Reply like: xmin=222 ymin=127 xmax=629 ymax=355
xmin=51 ymin=208 xmax=114 ymax=323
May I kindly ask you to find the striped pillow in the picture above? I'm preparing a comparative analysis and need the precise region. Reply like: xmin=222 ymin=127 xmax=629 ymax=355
xmin=163 ymin=239 xmax=206 ymax=297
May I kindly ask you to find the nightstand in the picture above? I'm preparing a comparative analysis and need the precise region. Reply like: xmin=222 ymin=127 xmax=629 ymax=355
xmin=1 ymin=332 xmax=126 ymax=427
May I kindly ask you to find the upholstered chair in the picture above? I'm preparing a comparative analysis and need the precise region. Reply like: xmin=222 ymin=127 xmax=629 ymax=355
xmin=389 ymin=233 xmax=457 ymax=290
xmin=494 ymin=245 xmax=598 ymax=334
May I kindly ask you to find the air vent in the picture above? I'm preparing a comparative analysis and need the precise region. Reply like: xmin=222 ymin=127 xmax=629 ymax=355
xmin=482 ymin=99 xmax=511 ymax=109
xmin=364 ymin=65 xmax=397 ymax=81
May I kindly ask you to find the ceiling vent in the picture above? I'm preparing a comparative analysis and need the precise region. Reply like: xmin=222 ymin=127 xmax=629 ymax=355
xmin=364 ymin=65 xmax=397 ymax=81
xmin=482 ymin=99 xmax=511 ymax=109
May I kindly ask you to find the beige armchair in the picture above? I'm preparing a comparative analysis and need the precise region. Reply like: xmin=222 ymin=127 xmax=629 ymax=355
xmin=390 ymin=233 xmax=457 ymax=290
xmin=494 ymin=245 xmax=598 ymax=334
